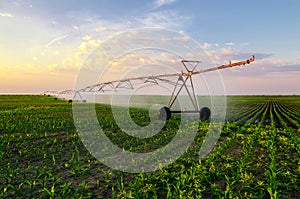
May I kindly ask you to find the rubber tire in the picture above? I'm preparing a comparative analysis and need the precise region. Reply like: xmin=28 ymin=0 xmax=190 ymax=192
xmin=158 ymin=107 xmax=172 ymax=121
xmin=200 ymin=107 xmax=211 ymax=121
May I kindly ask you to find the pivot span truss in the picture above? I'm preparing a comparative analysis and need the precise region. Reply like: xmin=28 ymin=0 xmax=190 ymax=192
xmin=49 ymin=56 xmax=255 ymax=120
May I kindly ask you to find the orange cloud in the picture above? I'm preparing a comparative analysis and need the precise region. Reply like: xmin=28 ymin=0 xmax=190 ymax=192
xmin=221 ymin=48 xmax=232 ymax=55
xmin=82 ymin=35 xmax=92 ymax=41
xmin=0 ymin=12 xmax=13 ymax=17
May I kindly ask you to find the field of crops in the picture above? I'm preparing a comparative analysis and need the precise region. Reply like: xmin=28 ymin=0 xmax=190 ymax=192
xmin=0 ymin=95 xmax=299 ymax=198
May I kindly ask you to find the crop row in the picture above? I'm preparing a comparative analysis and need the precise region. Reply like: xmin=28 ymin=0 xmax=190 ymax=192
xmin=227 ymin=98 xmax=300 ymax=129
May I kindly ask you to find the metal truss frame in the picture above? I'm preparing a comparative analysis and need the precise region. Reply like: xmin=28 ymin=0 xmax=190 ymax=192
xmin=46 ymin=56 xmax=255 ymax=112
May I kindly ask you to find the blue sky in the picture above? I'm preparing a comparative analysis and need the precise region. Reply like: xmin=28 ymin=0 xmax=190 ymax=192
xmin=0 ymin=0 xmax=299 ymax=94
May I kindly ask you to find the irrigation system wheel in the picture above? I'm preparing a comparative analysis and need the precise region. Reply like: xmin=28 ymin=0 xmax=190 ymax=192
xmin=158 ymin=106 xmax=172 ymax=121
xmin=200 ymin=107 xmax=211 ymax=121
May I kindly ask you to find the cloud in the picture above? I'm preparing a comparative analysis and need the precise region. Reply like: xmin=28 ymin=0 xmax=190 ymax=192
xmin=45 ymin=34 xmax=69 ymax=47
xmin=201 ymin=42 xmax=211 ymax=50
xmin=225 ymin=42 xmax=234 ymax=46
xmin=139 ymin=58 xmax=145 ymax=64
xmin=89 ymin=39 xmax=101 ymax=47
xmin=153 ymin=0 xmax=177 ymax=8
xmin=0 ymin=12 xmax=13 ymax=17
xmin=32 ymin=8 xmax=191 ymax=76
xmin=0 ymin=2 xmax=196 ymax=87
xmin=270 ymin=64 xmax=300 ymax=73
xmin=136 ymin=10 xmax=189 ymax=29
xmin=221 ymin=52 xmax=272 ymax=61
xmin=221 ymin=57 xmax=300 ymax=78
xmin=221 ymin=48 xmax=232 ymax=55
xmin=82 ymin=35 xmax=92 ymax=41
xmin=198 ymin=41 xmax=273 ymax=65
xmin=53 ymin=50 xmax=60 ymax=55
xmin=196 ymin=42 xmax=290 ymax=78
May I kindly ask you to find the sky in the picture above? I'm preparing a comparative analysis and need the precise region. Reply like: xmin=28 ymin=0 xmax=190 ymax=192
xmin=0 ymin=0 xmax=299 ymax=95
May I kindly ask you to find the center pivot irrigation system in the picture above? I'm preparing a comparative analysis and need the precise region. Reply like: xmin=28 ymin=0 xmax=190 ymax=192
xmin=46 ymin=56 xmax=255 ymax=121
